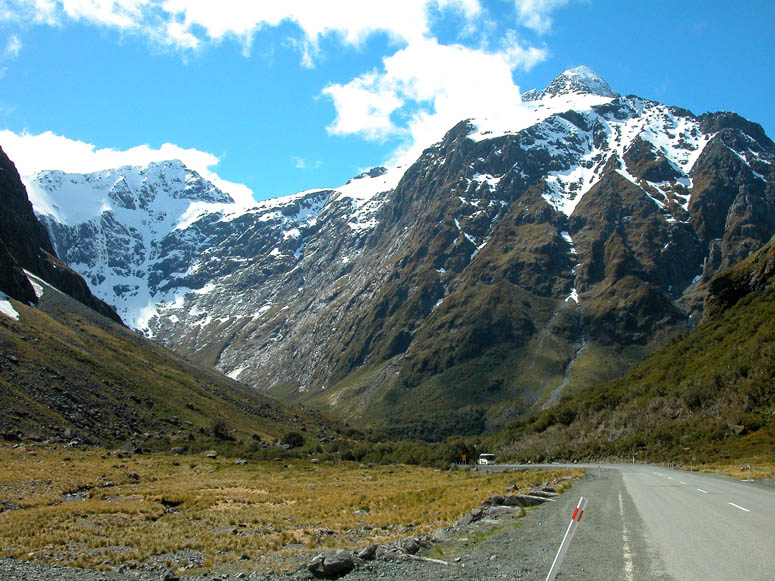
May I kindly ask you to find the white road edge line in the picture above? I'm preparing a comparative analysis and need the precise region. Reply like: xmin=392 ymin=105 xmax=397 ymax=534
xmin=697 ymin=488 xmax=708 ymax=494
xmin=618 ymin=492 xmax=635 ymax=581
xmin=728 ymin=502 xmax=751 ymax=512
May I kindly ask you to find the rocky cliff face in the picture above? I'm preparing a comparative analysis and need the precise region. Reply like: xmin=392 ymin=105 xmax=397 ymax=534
xmin=29 ymin=68 xmax=775 ymax=437
xmin=0 ymin=146 xmax=121 ymax=322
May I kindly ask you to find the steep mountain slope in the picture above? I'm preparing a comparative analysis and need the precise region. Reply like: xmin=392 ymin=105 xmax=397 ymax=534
xmin=0 ymin=149 xmax=335 ymax=448
xmin=0 ymin=280 xmax=333 ymax=448
xmin=0 ymin=146 xmax=120 ymax=321
xmin=488 ymin=237 xmax=775 ymax=463
xmin=29 ymin=67 xmax=775 ymax=437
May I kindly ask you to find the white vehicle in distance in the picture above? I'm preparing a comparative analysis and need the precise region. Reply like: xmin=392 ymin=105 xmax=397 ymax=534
xmin=478 ymin=453 xmax=496 ymax=465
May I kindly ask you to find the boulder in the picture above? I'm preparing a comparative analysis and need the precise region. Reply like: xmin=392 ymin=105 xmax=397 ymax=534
xmin=483 ymin=494 xmax=546 ymax=508
xmin=308 ymin=550 xmax=356 ymax=578
xmin=118 ymin=441 xmax=142 ymax=455
xmin=401 ymin=537 xmax=422 ymax=555
xmin=357 ymin=544 xmax=378 ymax=560
xmin=457 ymin=506 xmax=484 ymax=526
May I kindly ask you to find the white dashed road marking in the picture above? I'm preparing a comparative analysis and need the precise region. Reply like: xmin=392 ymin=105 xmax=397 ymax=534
xmin=728 ymin=502 xmax=750 ymax=513
xmin=619 ymin=491 xmax=635 ymax=581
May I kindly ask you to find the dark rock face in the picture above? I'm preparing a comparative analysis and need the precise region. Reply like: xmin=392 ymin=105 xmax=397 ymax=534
xmin=0 ymin=146 xmax=121 ymax=322
xmin=0 ymin=239 xmax=36 ymax=304
xmin=0 ymin=147 xmax=57 ymax=261
xmin=29 ymin=70 xmax=775 ymax=435
xmin=0 ymin=146 xmax=52 ymax=303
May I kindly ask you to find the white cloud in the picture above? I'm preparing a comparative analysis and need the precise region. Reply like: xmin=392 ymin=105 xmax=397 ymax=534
xmin=3 ymin=34 xmax=22 ymax=59
xmin=0 ymin=0 xmax=573 ymax=190
xmin=58 ymin=0 xmax=151 ymax=29
xmin=159 ymin=0 xmax=485 ymax=55
xmin=323 ymin=70 xmax=406 ymax=141
xmin=0 ymin=0 xmax=481 ymax=55
xmin=292 ymin=156 xmax=323 ymax=170
xmin=0 ymin=130 xmax=256 ymax=206
xmin=512 ymin=0 xmax=569 ymax=34
xmin=323 ymin=35 xmax=546 ymax=165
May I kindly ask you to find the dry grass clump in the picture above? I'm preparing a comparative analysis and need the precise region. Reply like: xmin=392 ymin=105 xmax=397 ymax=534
xmin=695 ymin=457 xmax=775 ymax=481
xmin=0 ymin=444 xmax=581 ymax=574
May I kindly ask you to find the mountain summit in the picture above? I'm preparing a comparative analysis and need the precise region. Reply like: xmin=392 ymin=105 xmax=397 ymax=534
xmin=522 ymin=65 xmax=619 ymax=101
xmin=26 ymin=67 xmax=775 ymax=439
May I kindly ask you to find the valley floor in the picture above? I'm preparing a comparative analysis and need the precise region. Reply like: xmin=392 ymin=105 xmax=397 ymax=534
xmin=7 ymin=442 xmax=771 ymax=580
xmin=0 ymin=443 xmax=580 ymax=580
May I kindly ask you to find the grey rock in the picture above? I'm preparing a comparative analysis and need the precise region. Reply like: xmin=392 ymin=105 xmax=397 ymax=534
xmin=309 ymin=549 xmax=356 ymax=578
xmin=118 ymin=441 xmax=142 ymax=454
xmin=357 ymin=544 xmax=378 ymax=560
xmin=484 ymin=494 xmax=546 ymax=508
xmin=401 ymin=538 xmax=424 ymax=555
xmin=458 ymin=506 xmax=485 ymax=526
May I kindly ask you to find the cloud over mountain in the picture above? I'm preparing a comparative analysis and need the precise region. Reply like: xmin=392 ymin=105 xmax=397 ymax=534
xmin=0 ymin=0 xmax=570 ymax=185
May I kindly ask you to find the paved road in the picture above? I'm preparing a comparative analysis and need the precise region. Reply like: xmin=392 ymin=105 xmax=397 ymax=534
xmin=489 ymin=464 xmax=775 ymax=580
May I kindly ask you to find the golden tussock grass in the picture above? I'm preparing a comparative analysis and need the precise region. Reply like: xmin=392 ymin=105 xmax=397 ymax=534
xmin=694 ymin=457 xmax=775 ymax=481
xmin=0 ymin=443 xmax=582 ymax=574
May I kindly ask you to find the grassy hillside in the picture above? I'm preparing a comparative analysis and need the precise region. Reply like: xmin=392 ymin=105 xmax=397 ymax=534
xmin=487 ymin=239 xmax=775 ymax=464
xmin=0 ymin=278 xmax=337 ymax=452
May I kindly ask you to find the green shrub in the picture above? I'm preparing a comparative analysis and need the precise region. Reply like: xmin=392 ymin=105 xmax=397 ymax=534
xmin=281 ymin=431 xmax=305 ymax=449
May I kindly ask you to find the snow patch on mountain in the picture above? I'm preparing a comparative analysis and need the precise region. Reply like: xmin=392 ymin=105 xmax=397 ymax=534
xmin=539 ymin=97 xmax=712 ymax=216
xmin=0 ymin=292 xmax=20 ymax=320
xmin=468 ymin=91 xmax=614 ymax=143
xmin=24 ymin=271 xmax=45 ymax=299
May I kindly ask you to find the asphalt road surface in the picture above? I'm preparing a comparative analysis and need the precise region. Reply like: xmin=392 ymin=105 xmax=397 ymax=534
xmin=491 ymin=464 xmax=775 ymax=580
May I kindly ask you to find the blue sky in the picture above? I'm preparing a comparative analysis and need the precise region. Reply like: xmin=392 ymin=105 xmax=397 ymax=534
xmin=0 ymin=1 xmax=773 ymax=203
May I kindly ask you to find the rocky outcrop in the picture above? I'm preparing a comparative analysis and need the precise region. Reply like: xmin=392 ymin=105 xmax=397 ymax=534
xmin=0 ymin=146 xmax=121 ymax=322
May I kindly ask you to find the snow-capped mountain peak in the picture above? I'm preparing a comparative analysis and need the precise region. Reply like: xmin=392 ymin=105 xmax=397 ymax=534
xmin=468 ymin=65 xmax=618 ymax=143
xmin=25 ymin=160 xmax=236 ymax=226
xmin=523 ymin=65 xmax=619 ymax=101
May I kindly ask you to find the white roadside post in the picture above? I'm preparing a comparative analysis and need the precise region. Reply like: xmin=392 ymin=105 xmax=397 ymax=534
xmin=546 ymin=497 xmax=587 ymax=581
